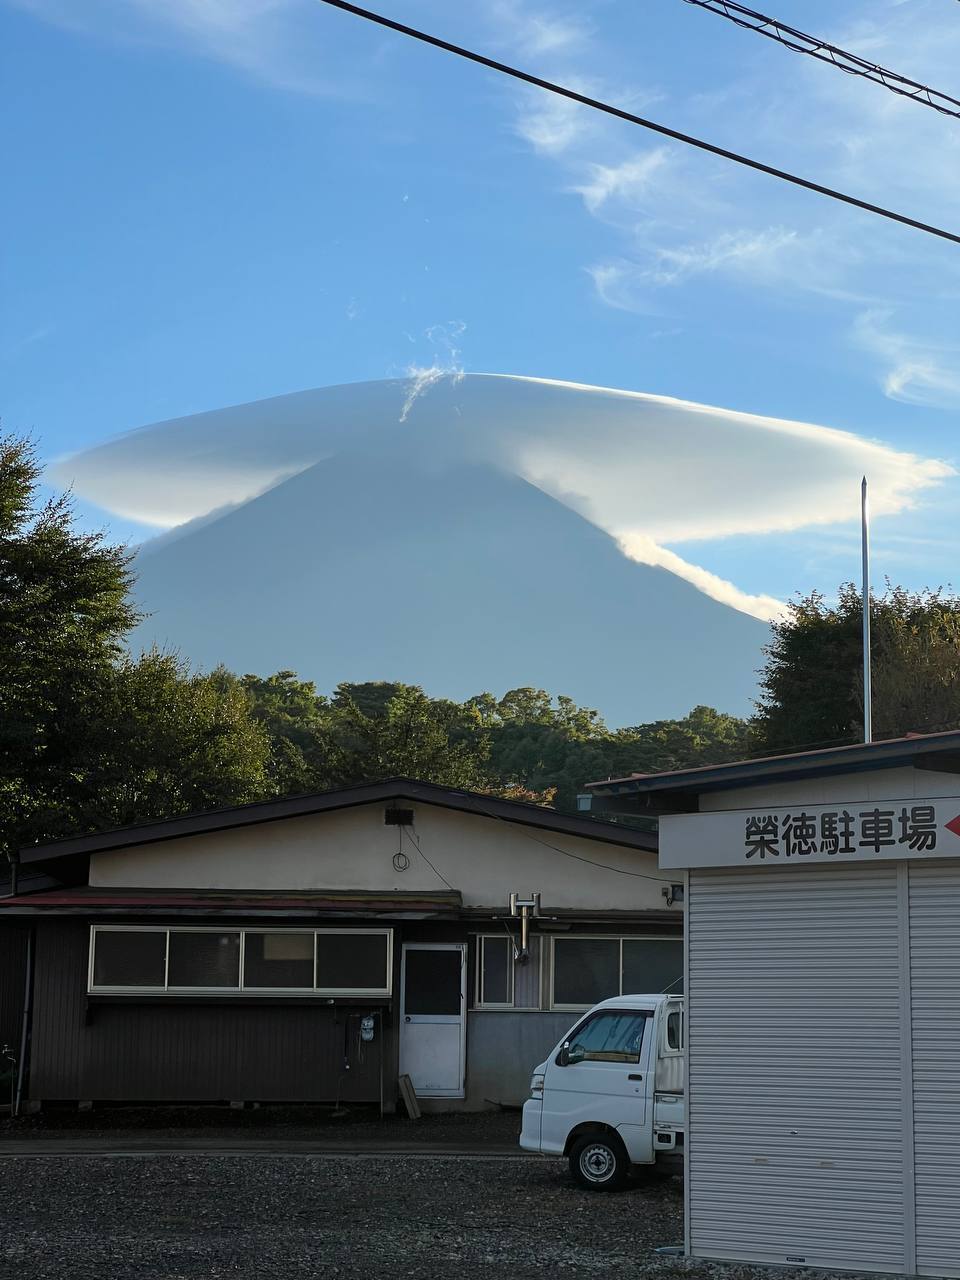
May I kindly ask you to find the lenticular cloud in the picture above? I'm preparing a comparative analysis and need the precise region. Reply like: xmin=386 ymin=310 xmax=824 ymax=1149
xmin=52 ymin=373 xmax=951 ymax=610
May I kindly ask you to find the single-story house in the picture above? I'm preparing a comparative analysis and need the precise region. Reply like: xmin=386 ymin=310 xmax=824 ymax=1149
xmin=1 ymin=779 xmax=681 ymax=1112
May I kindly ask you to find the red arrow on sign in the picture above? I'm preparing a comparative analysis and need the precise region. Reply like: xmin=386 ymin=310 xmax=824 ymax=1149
xmin=946 ymin=815 xmax=960 ymax=839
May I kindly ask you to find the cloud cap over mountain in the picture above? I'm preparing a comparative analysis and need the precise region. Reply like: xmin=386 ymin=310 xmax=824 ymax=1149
xmin=52 ymin=373 xmax=952 ymax=624
xmin=54 ymin=372 xmax=950 ymax=531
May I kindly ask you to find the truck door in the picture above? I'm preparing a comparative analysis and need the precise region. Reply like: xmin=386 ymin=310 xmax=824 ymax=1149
xmin=542 ymin=1007 xmax=653 ymax=1162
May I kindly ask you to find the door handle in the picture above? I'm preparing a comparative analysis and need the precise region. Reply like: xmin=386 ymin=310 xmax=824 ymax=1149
xmin=627 ymin=1074 xmax=643 ymax=1081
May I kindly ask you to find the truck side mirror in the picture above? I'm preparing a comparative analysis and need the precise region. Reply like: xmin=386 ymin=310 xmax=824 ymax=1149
xmin=557 ymin=1042 xmax=570 ymax=1067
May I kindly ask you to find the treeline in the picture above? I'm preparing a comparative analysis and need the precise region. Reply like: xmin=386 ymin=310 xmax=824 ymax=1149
xmin=237 ymin=675 xmax=751 ymax=813
xmin=4 ymin=431 xmax=960 ymax=859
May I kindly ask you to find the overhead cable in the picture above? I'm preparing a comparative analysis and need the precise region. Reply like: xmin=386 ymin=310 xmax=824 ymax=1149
xmin=315 ymin=0 xmax=960 ymax=247
xmin=681 ymin=0 xmax=960 ymax=120
xmin=460 ymin=796 xmax=673 ymax=884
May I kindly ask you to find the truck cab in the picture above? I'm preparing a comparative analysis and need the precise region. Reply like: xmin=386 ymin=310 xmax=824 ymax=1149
xmin=519 ymin=993 xmax=684 ymax=1191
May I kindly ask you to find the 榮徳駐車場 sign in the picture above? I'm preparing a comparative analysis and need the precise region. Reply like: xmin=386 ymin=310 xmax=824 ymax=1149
xmin=659 ymin=797 xmax=960 ymax=869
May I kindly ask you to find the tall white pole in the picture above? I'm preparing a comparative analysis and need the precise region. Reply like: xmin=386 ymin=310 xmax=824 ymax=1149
xmin=861 ymin=475 xmax=872 ymax=743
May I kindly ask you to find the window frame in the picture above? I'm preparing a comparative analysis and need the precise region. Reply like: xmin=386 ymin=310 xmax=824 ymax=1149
xmin=471 ymin=933 xmax=544 ymax=1011
xmin=474 ymin=934 xmax=515 ymax=1009
xmin=88 ymin=925 xmax=393 ymax=998
xmin=548 ymin=934 xmax=683 ymax=1012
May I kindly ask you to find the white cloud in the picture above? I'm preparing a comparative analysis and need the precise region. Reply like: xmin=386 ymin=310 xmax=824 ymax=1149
xmin=617 ymin=533 xmax=789 ymax=622
xmin=584 ymin=263 xmax=650 ymax=314
xmin=6 ymin=0 xmax=355 ymax=94
xmin=853 ymin=310 xmax=960 ymax=410
xmin=502 ymin=0 xmax=960 ymax=407
xmin=513 ymin=83 xmax=595 ymax=155
xmin=574 ymin=150 xmax=671 ymax=215
xmin=488 ymin=0 xmax=588 ymax=57
xmin=496 ymin=375 xmax=954 ymax=545
xmin=645 ymin=227 xmax=800 ymax=286
xmin=50 ymin=373 xmax=955 ymax=623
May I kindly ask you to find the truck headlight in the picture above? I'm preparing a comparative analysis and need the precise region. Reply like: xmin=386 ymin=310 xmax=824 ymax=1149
xmin=530 ymin=1072 xmax=544 ymax=1095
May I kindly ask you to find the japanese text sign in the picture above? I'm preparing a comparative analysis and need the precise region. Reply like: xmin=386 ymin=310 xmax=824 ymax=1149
xmin=659 ymin=797 xmax=960 ymax=869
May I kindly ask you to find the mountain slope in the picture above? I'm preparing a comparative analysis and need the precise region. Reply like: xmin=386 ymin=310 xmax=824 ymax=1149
xmin=130 ymin=452 xmax=767 ymax=722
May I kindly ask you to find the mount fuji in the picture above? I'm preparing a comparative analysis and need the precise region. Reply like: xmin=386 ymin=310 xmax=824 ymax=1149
xmin=52 ymin=373 xmax=948 ymax=724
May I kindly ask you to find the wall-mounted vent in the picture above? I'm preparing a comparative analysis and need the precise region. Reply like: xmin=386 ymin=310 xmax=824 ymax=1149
xmin=384 ymin=807 xmax=414 ymax=826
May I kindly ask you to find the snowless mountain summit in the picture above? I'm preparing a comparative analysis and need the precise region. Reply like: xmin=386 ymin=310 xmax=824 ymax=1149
xmin=53 ymin=374 xmax=950 ymax=723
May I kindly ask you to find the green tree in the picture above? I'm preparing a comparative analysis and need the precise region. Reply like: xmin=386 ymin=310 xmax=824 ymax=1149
xmin=611 ymin=705 xmax=752 ymax=775
xmin=335 ymin=684 xmax=491 ymax=790
xmin=869 ymin=587 xmax=960 ymax=738
xmin=241 ymin=670 xmax=343 ymax=795
xmin=0 ymin=436 xmax=271 ymax=858
xmin=89 ymin=655 xmax=271 ymax=828
xmin=753 ymin=583 xmax=960 ymax=754
xmin=0 ymin=435 xmax=137 ymax=857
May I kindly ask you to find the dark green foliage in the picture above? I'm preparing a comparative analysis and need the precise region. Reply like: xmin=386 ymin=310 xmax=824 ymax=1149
xmin=0 ymin=435 xmax=137 ymax=856
xmin=0 ymin=437 xmax=271 ymax=857
xmin=753 ymin=583 xmax=960 ymax=754
xmin=89 ymin=656 xmax=271 ymax=829
xmin=239 ymin=681 xmax=751 ymax=813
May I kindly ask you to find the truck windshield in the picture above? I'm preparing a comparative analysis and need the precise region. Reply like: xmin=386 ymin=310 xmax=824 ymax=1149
xmin=567 ymin=1010 xmax=650 ymax=1064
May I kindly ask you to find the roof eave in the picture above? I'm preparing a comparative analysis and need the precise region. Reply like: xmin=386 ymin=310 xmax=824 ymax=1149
xmin=585 ymin=732 xmax=960 ymax=809
xmin=19 ymin=777 xmax=658 ymax=867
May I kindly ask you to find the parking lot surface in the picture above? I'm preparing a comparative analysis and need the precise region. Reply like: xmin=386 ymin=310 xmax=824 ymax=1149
xmin=0 ymin=1153 xmax=860 ymax=1280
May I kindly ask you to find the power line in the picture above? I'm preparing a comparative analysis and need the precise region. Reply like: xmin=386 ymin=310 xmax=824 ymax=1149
xmin=681 ymin=0 xmax=960 ymax=121
xmin=402 ymin=824 xmax=457 ymax=891
xmin=461 ymin=795 xmax=674 ymax=884
xmin=315 ymin=0 xmax=960 ymax=247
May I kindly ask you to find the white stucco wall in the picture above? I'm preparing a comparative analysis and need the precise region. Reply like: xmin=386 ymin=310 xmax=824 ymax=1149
xmin=699 ymin=765 xmax=960 ymax=811
xmin=89 ymin=802 xmax=672 ymax=913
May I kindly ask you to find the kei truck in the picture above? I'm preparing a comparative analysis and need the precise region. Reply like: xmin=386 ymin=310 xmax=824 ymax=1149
xmin=519 ymin=993 xmax=685 ymax=1190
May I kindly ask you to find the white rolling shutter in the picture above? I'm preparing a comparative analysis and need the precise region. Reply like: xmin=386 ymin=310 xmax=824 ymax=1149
xmin=909 ymin=861 xmax=960 ymax=1279
xmin=688 ymin=864 xmax=907 ymax=1273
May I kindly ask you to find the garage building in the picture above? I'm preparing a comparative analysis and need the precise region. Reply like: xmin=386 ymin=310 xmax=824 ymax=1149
xmin=585 ymin=729 xmax=960 ymax=1279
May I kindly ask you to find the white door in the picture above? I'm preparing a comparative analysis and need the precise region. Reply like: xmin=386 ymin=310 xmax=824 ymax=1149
xmin=399 ymin=944 xmax=466 ymax=1098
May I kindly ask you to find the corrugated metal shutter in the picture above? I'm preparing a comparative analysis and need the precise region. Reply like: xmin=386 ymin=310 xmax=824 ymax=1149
xmin=688 ymin=864 xmax=907 ymax=1273
xmin=910 ymin=860 xmax=960 ymax=1278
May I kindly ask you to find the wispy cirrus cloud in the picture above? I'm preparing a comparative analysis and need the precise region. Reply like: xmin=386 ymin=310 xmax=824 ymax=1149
xmin=512 ymin=80 xmax=599 ymax=155
xmin=499 ymin=0 xmax=960 ymax=408
xmin=854 ymin=310 xmax=960 ymax=410
xmin=488 ymin=0 xmax=588 ymax=57
xmin=573 ymin=149 xmax=671 ymax=215
xmin=6 ymin=0 xmax=362 ymax=94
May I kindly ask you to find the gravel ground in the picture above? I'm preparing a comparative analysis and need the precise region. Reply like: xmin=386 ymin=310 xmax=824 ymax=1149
xmin=0 ymin=1154 xmax=864 ymax=1280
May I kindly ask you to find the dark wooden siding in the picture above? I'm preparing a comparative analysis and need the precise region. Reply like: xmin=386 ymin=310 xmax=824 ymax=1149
xmin=29 ymin=921 xmax=388 ymax=1102
xmin=0 ymin=926 xmax=28 ymax=1062
xmin=30 ymin=921 xmax=86 ymax=1097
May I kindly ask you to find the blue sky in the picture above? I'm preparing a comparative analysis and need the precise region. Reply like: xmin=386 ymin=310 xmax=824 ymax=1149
xmin=4 ymin=0 xmax=960 ymax=613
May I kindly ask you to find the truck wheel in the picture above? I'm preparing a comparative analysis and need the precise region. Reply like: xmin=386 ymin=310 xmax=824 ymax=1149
xmin=568 ymin=1132 xmax=629 ymax=1192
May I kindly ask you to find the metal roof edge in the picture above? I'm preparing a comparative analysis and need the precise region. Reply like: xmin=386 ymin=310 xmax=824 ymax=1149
xmin=584 ymin=729 xmax=960 ymax=798
xmin=19 ymin=777 xmax=658 ymax=865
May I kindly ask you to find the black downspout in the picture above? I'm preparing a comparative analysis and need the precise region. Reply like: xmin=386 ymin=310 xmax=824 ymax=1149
xmin=13 ymin=929 xmax=34 ymax=1118
xmin=5 ymin=853 xmax=19 ymax=899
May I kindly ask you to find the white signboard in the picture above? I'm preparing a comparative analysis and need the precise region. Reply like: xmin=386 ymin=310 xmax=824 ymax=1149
xmin=660 ymin=796 xmax=960 ymax=869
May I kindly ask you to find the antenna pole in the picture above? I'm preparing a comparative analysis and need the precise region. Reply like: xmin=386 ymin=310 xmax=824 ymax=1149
xmin=861 ymin=476 xmax=872 ymax=743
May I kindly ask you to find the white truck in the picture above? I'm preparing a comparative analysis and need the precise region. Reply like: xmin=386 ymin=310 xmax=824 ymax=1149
xmin=519 ymin=992 xmax=685 ymax=1191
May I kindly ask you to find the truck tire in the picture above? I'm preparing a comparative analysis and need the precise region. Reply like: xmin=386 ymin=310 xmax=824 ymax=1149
xmin=568 ymin=1132 xmax=630 ymax=1192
